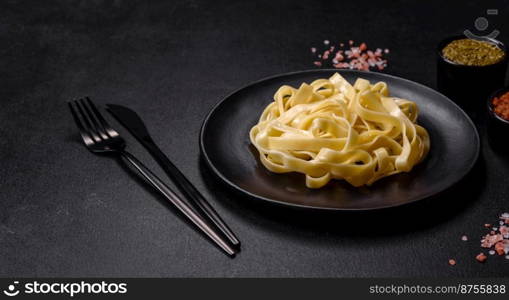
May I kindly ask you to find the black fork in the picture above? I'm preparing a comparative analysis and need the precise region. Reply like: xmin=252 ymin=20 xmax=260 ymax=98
xmin=68 ymin=97 xmax=236 ymax=256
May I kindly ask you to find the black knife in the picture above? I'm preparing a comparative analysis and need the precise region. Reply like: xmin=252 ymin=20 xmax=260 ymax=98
xmin=107 ymin=104 xmax=240 ymax=248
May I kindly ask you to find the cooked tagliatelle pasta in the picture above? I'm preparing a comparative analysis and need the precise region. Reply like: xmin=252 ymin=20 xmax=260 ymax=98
xmin=249 ymin=73 xmax=430 ymax=189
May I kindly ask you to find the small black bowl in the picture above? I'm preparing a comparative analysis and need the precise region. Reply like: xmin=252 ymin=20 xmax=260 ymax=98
xmin=437 ymin=35 xmax=508 ymax=109
xmin=487 ymin=86 xmax=509 ymax=152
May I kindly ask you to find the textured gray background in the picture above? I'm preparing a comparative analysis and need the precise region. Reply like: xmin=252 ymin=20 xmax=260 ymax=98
xmin=1 ymin=0 xmax=508 ymax=277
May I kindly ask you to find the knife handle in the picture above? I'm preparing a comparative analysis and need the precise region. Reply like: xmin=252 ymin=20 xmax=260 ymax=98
xmin=143 ymin=139 xmax=241 ymax=248
xmin=119 ymin=150 xmax=236 ymax=256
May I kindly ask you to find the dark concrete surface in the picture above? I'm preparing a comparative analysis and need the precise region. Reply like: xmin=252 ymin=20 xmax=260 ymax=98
xmin=1 ymin=0 xmax=508 ymax=277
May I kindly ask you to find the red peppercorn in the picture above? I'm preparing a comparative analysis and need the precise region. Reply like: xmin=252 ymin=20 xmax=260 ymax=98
xmin=492 ymin=91 xmax=509 ymax=121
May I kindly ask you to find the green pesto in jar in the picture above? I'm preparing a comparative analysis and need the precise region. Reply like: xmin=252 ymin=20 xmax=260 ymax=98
xmin=442 ymin=38 xmax=505 ymax=66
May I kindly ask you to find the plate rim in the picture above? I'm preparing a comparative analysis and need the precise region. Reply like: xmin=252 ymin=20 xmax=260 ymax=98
xmin=199 ymin=69 xmax=480 ymax=211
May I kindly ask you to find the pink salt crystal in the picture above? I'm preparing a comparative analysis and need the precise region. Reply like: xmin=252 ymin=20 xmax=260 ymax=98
xmin=384 ymin=48 xmax=390 ymax=54
xmin=500 ymin=242 xmax=508 ymax=255
xmin=313 ymin=61 xmax=322 ymax=67
xmin=324 ymin=40 xmax=330 ymax=45
xmin=334 ymin=52 xmax=344 ymax=62
xmin=461 ymin=235 xmax=468 ymax=241
xmin=349 ymin=40 xmax=354 ymax=45
xmin=495 ymin=242 xmax=505 ymax=255
xmin=476 ymin=253 xmax=487 ymax=262
xmin=500 ymin=213 xmax=509 ymax=224
xmin=311 ymin=47 xmax=317 ymax=53
xmin=481 ymin=234 xmax=503 ymax=248
xmin=322 ymin=50 xmax=330 ymax=60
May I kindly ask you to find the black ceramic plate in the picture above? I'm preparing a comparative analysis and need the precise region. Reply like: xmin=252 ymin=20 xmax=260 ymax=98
xmin=200 ymin=70 xmax=480 ymax=211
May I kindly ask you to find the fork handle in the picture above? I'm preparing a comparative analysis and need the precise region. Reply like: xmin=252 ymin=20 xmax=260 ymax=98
xmin=143 ymin=141 xmax=240 ymax=247
xmin=119 ymin=150 xmax=236 ymax=256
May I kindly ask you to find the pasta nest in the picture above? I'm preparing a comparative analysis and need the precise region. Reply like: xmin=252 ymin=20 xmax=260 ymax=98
xmin=249 ymin=73 xmax=430 ymax=188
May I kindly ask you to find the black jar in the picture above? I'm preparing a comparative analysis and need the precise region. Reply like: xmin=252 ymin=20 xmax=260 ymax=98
xmin=487 ymin=86 xmax=509 ymax=152
xmin=437 ymin=35 xmax=508 ymax=110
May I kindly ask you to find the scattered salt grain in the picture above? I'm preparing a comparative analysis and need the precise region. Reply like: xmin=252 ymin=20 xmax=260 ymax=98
xmin=448 ymin=259 xmax=456 ymax=266
xmin=481 ymin=233 xmax=503 ymax=248
xmin=495 ymin=242 xmax=505 ymax=255
xmin=461 ymin=235 xmax=468 ymax=241
xmin=309 ymin=40 xmax=389 ymax=71
xmin=313 ymin=61 xmax=322 ymax=67
xmin=476 ymin=253 xmax=487 ymax=262
xmin=474 ymin=213 xmax=509 ymax=264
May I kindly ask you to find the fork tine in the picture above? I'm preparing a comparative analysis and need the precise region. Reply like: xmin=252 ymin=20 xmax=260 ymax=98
xmin=74 ymin=99 xmax=101 ymax=142
xmin=68 ymin=102 xmax=95 ymax=145
xmin=85 ymin=97 xmax=120 ymax=138
xmin=86 ymin=97 xmax=110 ymax=130
xmin=79 ymin=98 xmax=108 ymax=140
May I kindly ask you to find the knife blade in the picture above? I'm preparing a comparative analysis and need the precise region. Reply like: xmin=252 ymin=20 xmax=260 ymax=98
xmin=107 ymin=104 xmax=240 ymax=248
